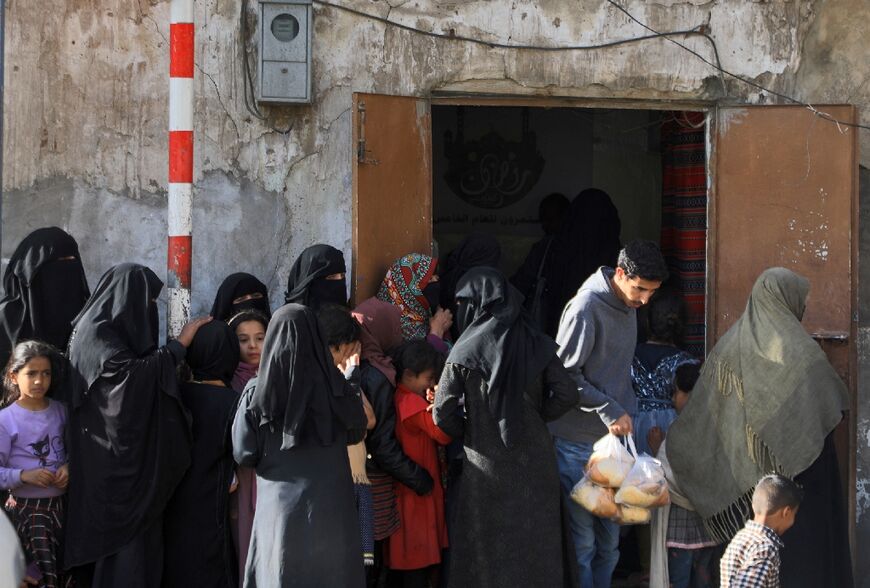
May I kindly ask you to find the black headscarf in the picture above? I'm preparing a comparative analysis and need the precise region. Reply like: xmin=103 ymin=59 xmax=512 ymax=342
xmin=249 ymin=304 xmax=348 ymax=450
xmin=447 ymin=267 xmax=557 ymax=448
xmin=439 ymin=233 xmax=502 ymax=311
xmin=210 ymin=273 xmax=271 ymax=320
xmin=186 ymin=321 xmax=240 ymax=386
xmin=284 ymin=244 xmax=347 ymax=309
xmin=68 ymin=263 xmax=162 ymax=398
xmin=0 ymin=227 xmax=90 ymax=364
xmin=541 ymin=188 xmax=622 ymax=336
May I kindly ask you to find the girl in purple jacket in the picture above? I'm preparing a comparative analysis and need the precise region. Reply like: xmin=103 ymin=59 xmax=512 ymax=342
xmin=0 ymin=340 xmax=69 ymax=588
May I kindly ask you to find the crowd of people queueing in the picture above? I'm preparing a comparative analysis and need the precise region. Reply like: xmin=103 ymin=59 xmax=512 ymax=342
xmin=0 ymin=215 xmax=853 ymax=588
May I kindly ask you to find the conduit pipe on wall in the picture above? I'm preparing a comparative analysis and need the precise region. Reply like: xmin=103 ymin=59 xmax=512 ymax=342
xmin=167 ymin=0 xmax=194 ymax=336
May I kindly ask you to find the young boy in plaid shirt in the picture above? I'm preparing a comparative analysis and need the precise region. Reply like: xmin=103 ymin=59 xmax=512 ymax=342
xmin=720 ymin=474 xmax=803 ymax=588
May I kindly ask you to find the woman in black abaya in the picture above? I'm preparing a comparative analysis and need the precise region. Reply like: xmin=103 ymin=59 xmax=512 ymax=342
xmin=439 ymin=233 xmax=501 ymax=340
xmin=65 ymin=263 xmax=209 ymax=587
xmin=284 ymin=244 xmax=348 ymax=309
xmin=232 ymin=304 xmax=368 ymax=588
xmin=432 ymin=267 xmax=582 ymax=588
xmin=211 ymin=273 xmax=271 ymax=321
xmin=0 ymin=227 xmax=90 ymax=367
xmin=163 ymin=320 xmax=241 ymax=588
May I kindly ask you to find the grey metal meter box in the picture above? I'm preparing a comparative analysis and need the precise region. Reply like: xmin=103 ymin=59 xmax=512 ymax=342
xmin=257 ymin=0 xmax=312 ymax=104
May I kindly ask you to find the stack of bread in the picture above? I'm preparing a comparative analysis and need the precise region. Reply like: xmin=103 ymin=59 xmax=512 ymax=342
xmin=570 ymin=434 xmax=670 ymax=525
xmin=569 ymin=434 xmax=634 ymax=519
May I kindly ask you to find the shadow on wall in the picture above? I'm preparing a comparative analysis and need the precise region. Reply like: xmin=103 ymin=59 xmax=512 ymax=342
xmin=0 ymin=171 xmax=290 ymax=338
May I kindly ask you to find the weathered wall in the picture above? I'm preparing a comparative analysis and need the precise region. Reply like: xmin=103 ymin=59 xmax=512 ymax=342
xmin=5 ymin=0 xmax=866 ymax=309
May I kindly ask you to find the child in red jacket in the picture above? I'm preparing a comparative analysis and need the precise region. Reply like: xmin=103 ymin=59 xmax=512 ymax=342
xmin=390 ymin=341 xmax=451 ymax=588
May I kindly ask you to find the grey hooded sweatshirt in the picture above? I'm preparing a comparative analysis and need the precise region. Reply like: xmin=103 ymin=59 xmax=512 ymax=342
xmin=548 ymin=267 xmax=637 ymax=444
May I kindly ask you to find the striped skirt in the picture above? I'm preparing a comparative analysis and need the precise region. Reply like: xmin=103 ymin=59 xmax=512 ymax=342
xmin=368 ymin=472 xmax=400 ymax=541
xmin=6 ymin=495 xmax=67 ymax=588
xmin=354 ymin=484 xmax=375 ymax=566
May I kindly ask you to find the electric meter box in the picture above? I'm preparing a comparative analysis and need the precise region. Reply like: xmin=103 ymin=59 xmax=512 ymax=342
xmin=257 ymin=0 xmax=312 ymax=104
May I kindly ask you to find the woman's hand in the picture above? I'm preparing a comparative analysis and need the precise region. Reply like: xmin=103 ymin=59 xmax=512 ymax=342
xmin=20 ymin=468 xmax=54 ymax=488
xmin=608 ymin=413 xmax=633 ymax=436
xmin=53 ymin=464 xmax=69 ymax=489
xmin=177 ymin=316 xmax=213 ymax=347
xmin=429 ymin=308 xmax=453 ymax=339
xmin=425 ymin=386 xmax=437 ymax=412
xmin=337 ymin=342 xmax=361 ymax=373
xmin=362 ymin=394 xmax=376 ymax=430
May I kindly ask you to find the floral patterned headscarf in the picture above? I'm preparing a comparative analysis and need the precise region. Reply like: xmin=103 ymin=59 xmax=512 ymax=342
xmin=376 ymin=253 xmax=437 ymax=341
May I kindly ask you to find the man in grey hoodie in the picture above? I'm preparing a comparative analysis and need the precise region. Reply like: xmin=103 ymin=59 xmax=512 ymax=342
xmin=550 ymin=239 xmax=668 ymax=588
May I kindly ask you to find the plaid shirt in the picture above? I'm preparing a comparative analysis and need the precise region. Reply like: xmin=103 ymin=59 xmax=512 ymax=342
xmin=720 ymin=521 xmax=784 ymax=588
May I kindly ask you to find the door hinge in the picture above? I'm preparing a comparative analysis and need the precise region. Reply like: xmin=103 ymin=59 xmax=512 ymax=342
xmin=356 ymin=101 xmax=379 ymax=165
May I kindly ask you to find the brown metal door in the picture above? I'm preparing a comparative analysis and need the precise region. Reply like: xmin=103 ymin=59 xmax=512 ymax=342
xmin=710 ymin=104 xmax=858 ymax=552
xmin=352 ymin=93 xmax=432 ymax=303
xmin=710 ymin=105 xmax=858 ymax=343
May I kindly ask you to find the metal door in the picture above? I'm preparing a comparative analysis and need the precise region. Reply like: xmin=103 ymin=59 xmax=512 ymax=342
xmin=352 ymin=93 xmax=433 ymax=302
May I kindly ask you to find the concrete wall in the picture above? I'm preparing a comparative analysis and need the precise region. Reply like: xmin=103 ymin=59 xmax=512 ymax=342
xmin=5 ymin=0 xmax=867 ymax=310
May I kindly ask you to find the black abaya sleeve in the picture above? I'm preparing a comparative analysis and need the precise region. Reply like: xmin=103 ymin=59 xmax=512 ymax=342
xmin=362 ymin=366 xmax=434 ymax=495
xmin=333 ymin=365 xmax=368 ymax=445
xmin=232 ymin=387 xmax=262 ymax=468
xmin=540 ymin=356 xmax=579 ymax=422
xmin=432 ymin=362 xmax=466 ymax=439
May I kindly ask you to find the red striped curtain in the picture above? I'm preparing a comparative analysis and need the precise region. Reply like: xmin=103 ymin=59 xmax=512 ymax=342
xmin=660 ymin=112 xmax=707 ymax=357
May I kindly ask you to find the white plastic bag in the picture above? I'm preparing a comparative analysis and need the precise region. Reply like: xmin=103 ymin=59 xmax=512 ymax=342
xmin=570 ymin=475 xmax=619 ymax=518
xmin=614 ymin=435 xmax=670 ymax=508
xmin=614 ymin=504 xmax=652 ymax=525
xmin=586 ymin=433 xmax=635 ymax=488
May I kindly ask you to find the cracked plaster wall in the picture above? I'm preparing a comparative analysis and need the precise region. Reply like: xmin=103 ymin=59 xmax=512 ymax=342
xmin=7 ymin=0 xmax=865 ymax=308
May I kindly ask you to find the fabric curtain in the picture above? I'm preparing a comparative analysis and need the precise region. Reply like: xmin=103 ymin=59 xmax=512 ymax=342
xmin=660 ymin=112 xmax=707 ymax=357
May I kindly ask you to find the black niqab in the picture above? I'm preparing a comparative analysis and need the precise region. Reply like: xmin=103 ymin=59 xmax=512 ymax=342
xmin=68 ymin=263 xmax=162 ymax=397
xmin=541 ymin=189 xmax=621 ymax=336
xmin=284 ymin=244 xmax=347 ymax=309
xmin=439 ymin=233 xmax=502 ymax=311
xmin=187 ymin=321 xmax=240 ymax=386
xmin=447 ymin=267 xmax=557 ymax=448
xmin=210 ymin=273 xmax=271 ymax=321
xmin=249 ymin=304 xmax=349 ymax=450
xmin=0 ymin=227 xmax=90 ymax=363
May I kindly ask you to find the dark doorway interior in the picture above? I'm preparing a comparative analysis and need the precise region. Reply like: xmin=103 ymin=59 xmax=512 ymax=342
xmin=432 ymin=105 xmax=708 ymax=355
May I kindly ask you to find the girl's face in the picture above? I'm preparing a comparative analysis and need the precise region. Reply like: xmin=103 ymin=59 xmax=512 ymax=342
xmin=236 ymin=320 xmax=266 ymax=366
xmin=11 ymin=356 xmax=52 ymax=403
xmin=401 ymin=368 xmax=437 ymax=398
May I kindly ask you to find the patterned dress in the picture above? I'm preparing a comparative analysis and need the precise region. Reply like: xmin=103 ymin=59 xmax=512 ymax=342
xmin=630 ymin=343 xmax=695 ymax=456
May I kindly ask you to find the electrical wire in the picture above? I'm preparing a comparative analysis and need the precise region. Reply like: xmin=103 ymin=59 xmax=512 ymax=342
xmin=240 ymin=0 xmax=293 ymax=134
xmin=603 ymin=0 xmax=869 ymax=131
xmin=310 ymin=0 xmax=869 ymax=132
xmin=314 ymin=0 xmax=713 ymax=52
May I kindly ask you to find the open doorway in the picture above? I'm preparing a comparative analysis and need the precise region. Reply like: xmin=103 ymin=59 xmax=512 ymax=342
xmin=431 ymin=105 xmax=708 ymax=355
xmin=353 ymin=95 xmax=858 ymax=573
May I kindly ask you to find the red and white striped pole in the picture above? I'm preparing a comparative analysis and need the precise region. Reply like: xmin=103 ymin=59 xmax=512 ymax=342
xmin=168 ymin=0 xmax=194 ymax=336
